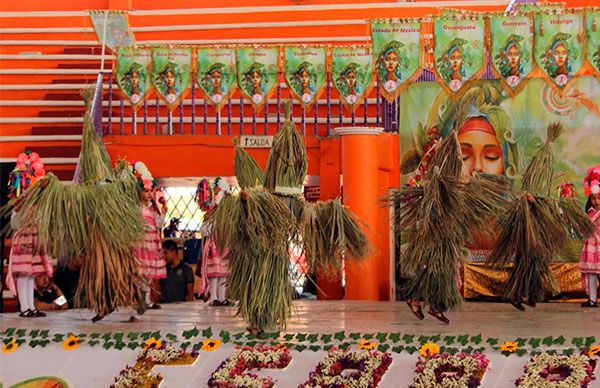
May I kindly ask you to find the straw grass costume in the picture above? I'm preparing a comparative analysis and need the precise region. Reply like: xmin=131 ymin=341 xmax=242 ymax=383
xmin=390 ymin=101 xmax=511 ymax=324
xmin=489 ymin=123 xmax=594 ymax=310
xmin=3 ymin=91 xmax=148 ymax=321
xmin=206 ymin=102 xmax=369 ymax=333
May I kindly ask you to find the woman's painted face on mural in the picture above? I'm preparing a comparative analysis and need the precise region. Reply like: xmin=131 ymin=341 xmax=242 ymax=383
xmin=507 ymin=45 xmax=521 ymax=70
xmin=385 ymin=50 xmax=399 ymax=73
xmin=210 ymin=70 xmax=222 ymax=88
xmin=345 ymin=70 xmax=357 ymax=88
xmin=553 ymin=43 xmax=568 ymax=67
xmin=458 ymin=128 xmax=505 ymax=177
xmin=165 ymin=70 xmax=176 ymax=88
xmin=300 ymin=69 xmax=310 ymax=87
xmin=449 ymin=48 xmax=463 ymax=73
xmin=129 ymin=70 xmax=139 ymax=88
xmin=251 ymin=70 xmax=261 ymax=87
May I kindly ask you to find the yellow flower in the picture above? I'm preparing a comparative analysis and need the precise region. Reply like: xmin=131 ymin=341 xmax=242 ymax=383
xmin=588 ymin=345 xmax=600 ymax=358
xmin=499 ymin=341 xmax=519 ymax=353
xmin=144 ymin=338 xmax=163 ymax=350
xmin=2 ymin=338 xmax=18 ymax=354
xmin=357 ymin=340 xmax=377 ymax=350
xmin=419 ymin=342 xmax=441 ymax=357
xmin=201 ymin=339 xmax=221 ymax=352
xmin=274 ymin=343 xmax=288 ymax=351
xmin=63 ymin=335 xmax=80 ymax=351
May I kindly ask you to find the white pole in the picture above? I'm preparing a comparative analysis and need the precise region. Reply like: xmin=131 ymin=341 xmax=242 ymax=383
xmin=100 ymin=11 xmax=109 ymax=71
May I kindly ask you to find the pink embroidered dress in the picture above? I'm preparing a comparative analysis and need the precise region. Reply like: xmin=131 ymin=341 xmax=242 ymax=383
xmin=580 ymin=208 xmax=600 ymax=287
xmin=7 ymin=212 xmax=53 ymax=295
xmin=136 ymin=204 xmax=166 ymax=279
xmin=199 ymin=236 xmax=229 ymax=296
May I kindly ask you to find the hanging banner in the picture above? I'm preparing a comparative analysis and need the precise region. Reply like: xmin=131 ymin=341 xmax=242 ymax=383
xmin=534 ymin=11 xmax=584 ymax=90
xmin=115 ymin=47 xmax=152 ymax=110
xmin=283 ymin=46 xmax=327 ymax=111
xmin=236 ymin=46 xmax=280 ymax=111
xmin=433 ymin=16 xmax=486 ymax=94
xmin=516 ymin=2 xmax=565 ymax=14
xmin=490 ymin=14 xmax=534 ymax=95
xmin=196 ymin=47 xmax=237 ymax=112
xmin=151 ymin=46 xmax=193 ymax=111
xmin=585 ymin=9 xmax=600 ymax=80
xmin=331 ymin=46 xmax=374 ymax=112
xmin=89 ymin=10 xmax=134 ymax=52
xmin=370 ymin=19 xmax=422 ymax=102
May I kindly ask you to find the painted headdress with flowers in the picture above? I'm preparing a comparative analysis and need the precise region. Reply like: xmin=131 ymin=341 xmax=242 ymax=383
xmin=8 ymin=151 xmax=46 ymax=199
xmin=129 ymin=161 xmax=157 ymax=191
xmin=584 ymin=164 xmax=600 ymax=197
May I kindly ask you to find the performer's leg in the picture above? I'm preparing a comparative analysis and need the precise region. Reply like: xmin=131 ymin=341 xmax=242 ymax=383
xmin=16 ymin=275 xmax=32 ymax=314
xmin=217 ymin=277 xmax=227 ymax=302
xmin=209 ymin=277 xmax=220 ymax=306
xmin=582 ymin=274 xmax=599 ymax=307
xmin=27 ymin=276 xmax=45 ymax=317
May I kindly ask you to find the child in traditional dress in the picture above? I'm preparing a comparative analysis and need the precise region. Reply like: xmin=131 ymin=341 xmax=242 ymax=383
xmin=580 ymin=165 xmax=600 ymax=308
xmin=7 ymin=152 xmax=53 ymax=318
xmin=131 ymin=161 xmax=167 ymax=313
xmin=197 ymin=177 xmax=230 ymax=306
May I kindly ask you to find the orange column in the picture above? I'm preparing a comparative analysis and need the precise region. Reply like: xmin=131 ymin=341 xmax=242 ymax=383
xmin=337 ymin=127 xmax=384 ymax=300
xmin=316 ymin=138 xmax=343 ymax=300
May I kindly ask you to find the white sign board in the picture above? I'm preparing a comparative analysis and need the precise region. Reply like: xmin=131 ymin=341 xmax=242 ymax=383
xmin=240 ymin=135 xmax=273 ymax=148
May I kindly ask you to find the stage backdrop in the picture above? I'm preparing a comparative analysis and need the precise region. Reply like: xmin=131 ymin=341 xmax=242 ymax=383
xmin=399 ymin=77 xmax=599 ymax=261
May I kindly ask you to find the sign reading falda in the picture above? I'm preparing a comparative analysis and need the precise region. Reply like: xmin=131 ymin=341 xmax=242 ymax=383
xmin=370 ymin=19 xmax=422 ymax=101
xmin=433 ymin=16 xmax=485 ymax=94
xmin=115 ymin=47 xmax=152 ymax=110
xmin=534 ymin=11 xmax=584 ymax=90
xmin=585 ymin=9 xmax=600 ymax=80
xmin=490 ymin=14 xmax=534 ymax=95
xmin=331 ymin=46 xmax=373 ymax=112
xmin=151 ymin=47 xmax=193 ymax=111
xmin=196 ymin=47 xmax=237 ymax=111
xmin=283 ymin=46 xmax=327 ymax=110
xmin=236 ymin=47 xmax=279 ymax=111
xmin=89 ymin=10 xmax=134 ymax=51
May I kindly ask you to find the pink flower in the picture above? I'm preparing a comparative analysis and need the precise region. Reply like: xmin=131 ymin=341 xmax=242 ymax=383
xmin=32 ymin=161 xmax=44 ymax=171
xmin=17 ymin=153 xmax=28 ymax=165
xmin=28 ymin=152 xmax=40 ymax=162
xmin=143 ymin=179 xmax=153 ymax=191
xmin=34 ymin=168 xmax=46 ymax=178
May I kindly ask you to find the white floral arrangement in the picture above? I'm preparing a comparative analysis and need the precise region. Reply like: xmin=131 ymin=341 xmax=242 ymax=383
xmin=299 ymin=347 xmax=392 ymax=388
xmin=515 ymin=353 xmax=597 ymax=387
xmin=208 ymin=344 xmax=291 ymax=388
xmin=141 ymin=345 xmax=185 ymax=364
xmin=130 ymin=160 xmax=156 ymax=191
xmin=410 ymin=352 xmax=489 ymax=388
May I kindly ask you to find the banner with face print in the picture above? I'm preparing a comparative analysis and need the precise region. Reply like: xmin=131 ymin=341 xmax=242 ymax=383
xmin=433 ymin=16 xmax=485 ymax=94
xmin=89 ymin=11 xmax=134 ymax=51
xmin=585 ymin=9 xmax=600 ymax=80
xmin=196 ymin=47 xmax=237 ymax=112
xmin=534 ymin=11 xmax=584 ymax=90
xmin=491 ymin=14 xmax=534 ymax=95
xmin=115 ymin=47 xmax=152 ymax=110
xmin=283 ymin=46 xmax=327 ymax=111
xmin=236 ymin=47 xmax=279 ymax=112
xmin=151 ymin=47 xmax=193 ymax=111
xmin=331 ymin=46 xmax=374 ymax=112
xmin=370 ymin=19 xmax=422 ymax=102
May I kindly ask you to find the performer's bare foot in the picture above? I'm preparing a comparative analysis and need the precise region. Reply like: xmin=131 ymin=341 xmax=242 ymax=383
xmin=247 ymin=327 xmax=264 ymax=337
xmin=406 ymin=299 xmax=424 ymax=320
xmin=509 ymin=300 xmax=526 ymax=311
xmin=427 ymin=309 xmax=449 ymax=324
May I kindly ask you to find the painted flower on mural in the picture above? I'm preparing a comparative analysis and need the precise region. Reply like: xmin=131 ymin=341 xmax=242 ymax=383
xmin=358 ymin=339 xmax=378 ymax=350
xmin=2 ymin=338 xmax=19 ymax=354
xmin=515 ymin=353 xmax=597 ymax=387
xmin=63 ymin=334 xmax=80 ymax=351
xmin=500 ymin=341 xmax=520 ymax=353
xmin=201 ymin=339 xmax=221 ymax=352
xmin=300 ymin=347 xmax=393 ymax=388
xmin=144 ymin=338 xmax=162 ymax=350
xmin=419 ymin=342 xmax=441 ymax=357
xmin=410 ymin=352 xmax=490 ymax=388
